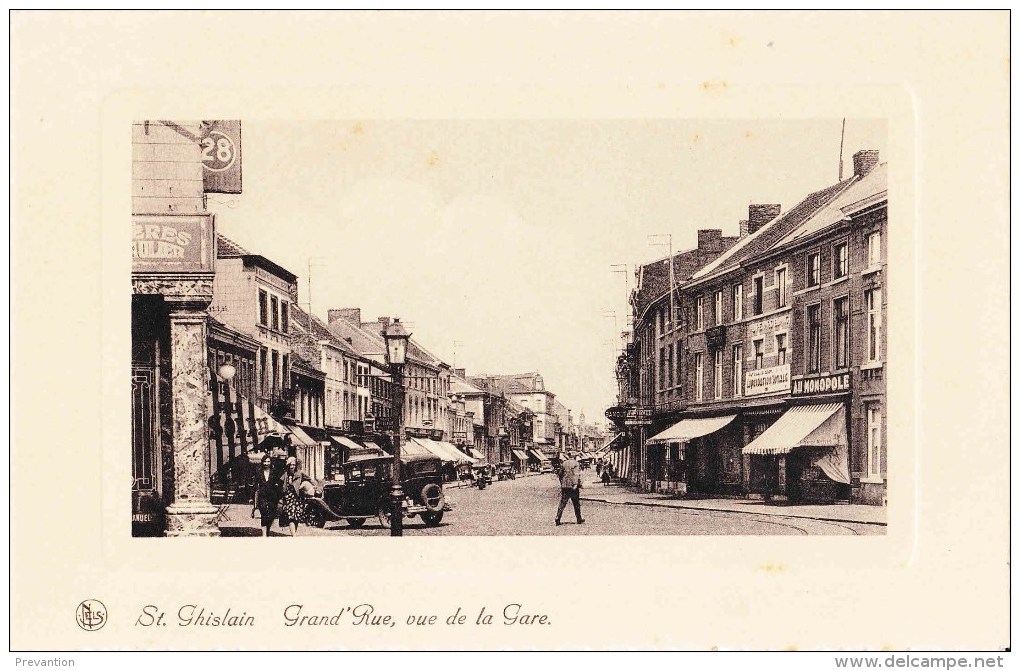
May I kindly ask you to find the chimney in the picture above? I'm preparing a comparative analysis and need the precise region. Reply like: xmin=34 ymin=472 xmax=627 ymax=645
xmin=852 ymin=149 xmax=879 ymax=177
xmin=747 ymin=204 xmax=781 ymax=235
xmin=454 ymin=368 xmax=466 ymax=379
xmin=345 ymin=337 xmax=353 ymax=344
xmin=328 ymin=308 xmax=361 ymax=325
xmin=377 ymin=317 xmax=391 ymax=330
xmin=739 ymin=219 xmax=750 ymax=237
xmin=697 ymin=229 xmax=723 ymax=255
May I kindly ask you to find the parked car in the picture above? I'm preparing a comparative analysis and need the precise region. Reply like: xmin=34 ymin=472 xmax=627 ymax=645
xmin=303 ymin=454 xmax=450 ymax=529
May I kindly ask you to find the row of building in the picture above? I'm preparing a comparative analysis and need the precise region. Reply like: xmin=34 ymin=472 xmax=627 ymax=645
xmin=130 ymin=120 xmax=605 ymax=536
xmin=608 ymin=149 xmax=888 ymax=506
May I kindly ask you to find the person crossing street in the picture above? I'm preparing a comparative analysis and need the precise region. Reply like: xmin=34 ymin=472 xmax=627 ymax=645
xmin=555 ymin=452 xmax=585 ymax=526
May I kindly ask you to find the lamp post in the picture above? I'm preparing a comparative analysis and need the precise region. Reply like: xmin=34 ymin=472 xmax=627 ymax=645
xmin=383 ymin=317 xmax=411 ymax=537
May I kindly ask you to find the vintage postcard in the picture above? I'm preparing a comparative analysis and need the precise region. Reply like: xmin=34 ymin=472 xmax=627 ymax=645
xmin=9 ymin=10 xmax=1009 ymax=656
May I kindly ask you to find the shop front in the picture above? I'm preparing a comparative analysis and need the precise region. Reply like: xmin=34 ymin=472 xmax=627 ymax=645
xmin=742 ymin=401 xmax=850 ymax=503
xmin=646 ymin=415 xmax=739 ymax=496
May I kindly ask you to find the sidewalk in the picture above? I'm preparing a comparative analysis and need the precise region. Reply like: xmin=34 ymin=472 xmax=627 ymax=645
xmin=580 ymin=477 xmax=886 ymax=526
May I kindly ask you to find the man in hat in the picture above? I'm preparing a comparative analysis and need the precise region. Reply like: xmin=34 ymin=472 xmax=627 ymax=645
xmin=555 ymin=451 xmax=585 ymax=526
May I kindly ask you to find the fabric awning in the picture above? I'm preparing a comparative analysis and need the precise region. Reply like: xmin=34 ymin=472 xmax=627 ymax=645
xmin=331 ymin=435 xmax=379 ymax=457
xmin=647 ymin=415 xmax=738 ymax=444
xmin=511 ymin=449 xmax=530 ymax=463
xmin=399 ymin=437 xmax=435 ymax=458
xmin=427 ymin=439 xmax=472 ymax=464
xmin=466 ymin=447 xmax=486 ymax=463
xmin=528 ymin=449 xmax=550 ymax=463
xmin=361 ymin=441 xmax=387 ymax=456
xmin=599 ymin=433 xmax=624 ymax=450
xmin=284 ymin=422 xmax=319 ymax=448
xmin=742 ymin=403 xmax=844 ymax=456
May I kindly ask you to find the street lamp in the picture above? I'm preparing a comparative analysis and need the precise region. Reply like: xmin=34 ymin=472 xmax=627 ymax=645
xmin=383 ymin=317 xmax=411 ymax=537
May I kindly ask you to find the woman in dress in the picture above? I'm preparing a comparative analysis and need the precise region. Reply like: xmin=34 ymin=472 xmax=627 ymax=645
xmin=251 ymin=455 xmax=281 ymax=537
xmin=279 ymin=456 xmax=311 ymax=537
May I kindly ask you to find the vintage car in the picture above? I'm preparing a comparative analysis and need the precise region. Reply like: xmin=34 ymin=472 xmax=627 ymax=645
xmin=303 ymin=454 xmax=449 ymax=529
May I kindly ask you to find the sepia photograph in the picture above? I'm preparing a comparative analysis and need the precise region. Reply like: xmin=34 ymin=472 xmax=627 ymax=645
xmin=131 ymin=118 xmax=888 ymax=538
xmin=10 ymin=10 xmax=1009 ymax=657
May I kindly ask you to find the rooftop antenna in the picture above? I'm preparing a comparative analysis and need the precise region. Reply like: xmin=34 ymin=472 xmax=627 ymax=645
xmin=838 ymin=118 xmax=846 ymax=181
xmin=648 ymin=234 xmax=676 ymax=333
xmin=306 ymin=256 xmax=327 ymax=319
xmin=610 ymin=263 xmax=632 ymax=328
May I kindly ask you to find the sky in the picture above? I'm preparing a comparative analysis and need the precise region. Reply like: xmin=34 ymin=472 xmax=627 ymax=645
xmin=209 ymin=118 xmax=887 ymax=423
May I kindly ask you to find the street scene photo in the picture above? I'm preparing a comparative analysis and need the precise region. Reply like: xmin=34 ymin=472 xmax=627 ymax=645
xmin=130 ymin=118 xmax=888 ymax=537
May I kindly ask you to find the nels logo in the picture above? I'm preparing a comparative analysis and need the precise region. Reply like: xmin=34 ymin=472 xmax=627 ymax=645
xmin=76 ymin=599 xmax=107 ymax=631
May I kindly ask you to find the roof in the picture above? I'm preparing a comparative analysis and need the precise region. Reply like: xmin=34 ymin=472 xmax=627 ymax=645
xmin=773 ymin=163 xmax=888 ymax=249
xmin=289 ymin=305 xmax=361 ymax=358
xmin=450 ymin=376 xmax=486 ymax=396
xmin=215 ymin=233 xmax=298 ymax=282
xmin=688 ymin=177 xmax=857 ymax=287
xmin=356 ymin=320 xmax=448 ymax=370
xmin=290 ymin=350 xmax=325 ymax=378
xmin=468 ymin=373 xmax=553 ymax=397
xmin=206 ymin=316 xmax=260 ymax=351
xmin=326 ymin=316 xmax=388 ymax=359
xmin=632 ymin=240 xmax=738 ymax=319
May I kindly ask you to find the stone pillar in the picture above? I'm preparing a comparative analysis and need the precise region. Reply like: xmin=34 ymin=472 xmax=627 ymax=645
xmin=164 ymin=306 xmax=220 ymax=537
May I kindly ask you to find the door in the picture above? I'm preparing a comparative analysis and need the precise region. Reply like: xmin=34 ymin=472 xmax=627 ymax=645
xmin=131 ymin=365 xmax=159 ymax=521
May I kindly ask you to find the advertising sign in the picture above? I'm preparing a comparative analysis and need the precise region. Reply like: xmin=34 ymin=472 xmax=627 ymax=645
xmin=791 ymin=372 xmax=851 ymax=396
xmin=131 ymin=214 xmax=214 ymax=273
xmin=201 ymin=120 xmax=242 ymax=194
xmin=744 ymin=364 xmax=791 ymax=396
xmin=375 ymin=416 xmax=397 ymax=432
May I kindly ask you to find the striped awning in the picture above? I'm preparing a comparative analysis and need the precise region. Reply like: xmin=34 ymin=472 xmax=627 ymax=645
xmin=331 ymin=435 xmax=380 ymax=457
xmin=742 ymin=403 xmax=845 ymax=456
xmin=647 ymin=415 xmax=737 ymax=444
xmin=399 ymin=437 xmax=435 ymax=458
xmin=511 ymin=449 xmax=530 ymax=463
xmin=528 ymin=449 xmax=550 ymax=463
xmin=600 ymin=432 xmax=625 ymax=450
xmin=284 ymin=422 xmax=319 ymax=448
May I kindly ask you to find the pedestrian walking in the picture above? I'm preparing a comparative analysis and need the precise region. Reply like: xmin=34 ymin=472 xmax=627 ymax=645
xmin=601 ymin=467 xmax=611 ymax=486
xmin=555 ymin=452 xmax=585 ymax=526
xmin=251 ymin=455 xmax=282 ymax=537
xmin=279 ymin=456 xmax=311 ymax=537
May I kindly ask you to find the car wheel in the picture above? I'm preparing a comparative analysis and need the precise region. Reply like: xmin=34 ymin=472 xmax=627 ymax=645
xmin=377 ymin=500 xmax=392 ymax=529
xmin=346 ymin=517 xmax=365 ymax=529
xmin=421 ymin=483 xmax=445 ymax=513
xmin=305 ymin=505 xmax=327 ymax=529
xmin=422 ymin=511 xmax=443 ymax=527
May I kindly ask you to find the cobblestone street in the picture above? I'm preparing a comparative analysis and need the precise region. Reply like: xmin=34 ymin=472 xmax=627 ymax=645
xmin=219 ymin=472 xmax=884 ymax=537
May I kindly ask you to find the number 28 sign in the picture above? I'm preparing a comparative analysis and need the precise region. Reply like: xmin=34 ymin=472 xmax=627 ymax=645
xmin=201 ymin=120 xmax=242 ymax=194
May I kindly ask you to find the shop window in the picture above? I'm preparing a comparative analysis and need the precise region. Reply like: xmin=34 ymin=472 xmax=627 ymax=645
xmin=732 ymin=284 xmax=743 ymax=321
xmin=807 ymin=304 xmax=821 ymax=373
xmin=694 ymin=353 xmax=704 ymax=401
xmin=732 ymin=344 xmax=743 ymax=397
xmin=754 ymin=339 xmax=764 ymax=370
xmin=866 ymin=289 xmax=882 ymax=362
xmin=776 ymin=267 xmax=788 ymax=308
xmin=695 ymin=295 xmax=704 ymax=331
xmin=713 ymin=350 xmax=723 ymax=399
xmin=833 ymin=241 xmax=848 ymax=279
xmin=753 ymin=276 xmax=764 ymax=315
xmin=713 ymin=290 xmax=723 ymax=325
xmin=866 ymin=404 xmax=882 ymax=478
xmin=833 ymin=296 xmax=850 ymax=369
xmin=807 ymin=253 xmax=820 ymax=287
xmin=775 ymin=333 xmax=787 ymax=366
xmin=259 ymin=290 xmax=268 ymax=326
xmin=867 ymin=231 xmax=882 ymax=266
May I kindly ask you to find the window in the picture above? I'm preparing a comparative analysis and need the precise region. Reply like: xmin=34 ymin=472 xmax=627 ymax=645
xmin=866 ymin=404 xmax=882 ymax=478
xmin=259 ymin=290 xmax=268 ymax=326
xmin=281 ymin=301 xmax=289 ymax=333
xmin=271 ymin=350 xmax=279 ymax=394
xmin=281 ymin=354 xmax=289 ymax=391
xmin=270 ymin=296 xmax=279 ymax=331
xmin=776 ymin=267 xmax=788 ymax=308
xmin=713 ymin=350 xmax=723 ymax=399
xmin=833 ymin=297 xmax=850 ymax=369
xmin=259 ymin=347 xmax=267 ymax=395
xmin=667 ymin=343 xmax=674 ymax=388
xmin=732 ymin=344 xmax=743 ymax=397
xmin=866 ymin=289 xmax=882 ymax=362
xmin=807 ymin=304 xmax=821 ymax=373
xmin=695 ymin=296 xmax=704 ymax=330
xmin=713 ymin=290 xmax=723 ymax=325
xmin=732 ymin=284 xmax=743 ymax=321
xmin=754 ymin=339 xmax=764 ymax=369
xmin=659 ymin=347 xmax=666 ymax=390
xmin=694 ymin=353 xmax=704 ymax=401
xmin=834 ymin=241 xmax=848 ymax=279
xmin=807 ymin=253 xmax=820 ymax=287
xmin=753 ymin=276 xmax=764 ymax=315
xmin=775 ymin=333 xmax=787 ymax=366
xmin=867 ymin=231 xmax=882 ymax=266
